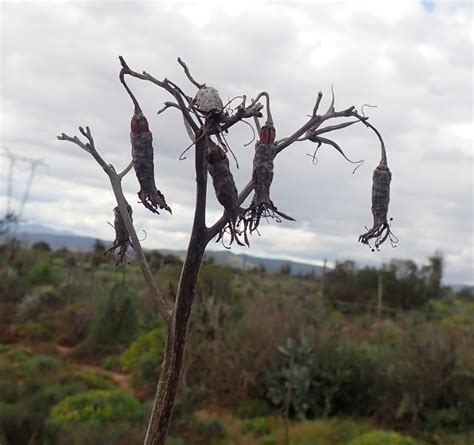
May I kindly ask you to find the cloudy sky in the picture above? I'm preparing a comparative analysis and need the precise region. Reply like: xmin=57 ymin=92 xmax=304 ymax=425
xmin=1 ymin=0 xmax=472 ymax=284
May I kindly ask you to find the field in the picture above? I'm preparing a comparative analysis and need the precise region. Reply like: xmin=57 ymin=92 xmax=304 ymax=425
xmin=1 ymin=242 xmax=473 ymax=444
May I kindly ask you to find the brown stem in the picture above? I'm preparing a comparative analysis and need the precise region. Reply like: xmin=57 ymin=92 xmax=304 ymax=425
xmin=57 ymin=129 xmax=172 ymax=325
xmin=144 ymin=134 xmax=208 ymax=444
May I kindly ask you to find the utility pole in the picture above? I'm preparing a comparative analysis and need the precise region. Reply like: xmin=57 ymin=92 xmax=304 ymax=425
xmin=376 ymin=273 xmax=383 ymax=323
xmin=2 ymin=146 xmax=47 ymax=233
xmin=320 ymin=258 xmax=327 ymax=302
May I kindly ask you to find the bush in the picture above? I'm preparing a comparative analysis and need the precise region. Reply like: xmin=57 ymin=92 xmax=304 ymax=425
xmin=16 ymin=320 xmax=54 ymax=341
xmin=349 ymin=430 xmax=425 ymax=445
xmin=120 ymin=327 xmax=165 ymax=389
xmin=0 ymin=349 xmax=106 ymax=445
xmin=48 ymin=389 xmax=143 ymax=425
xmin=241 ymin=417 xmax=271 ymax=437
xmin=266 ymin=337 xmax=380 ymax=419
xmin=27 ymin=259 xmax=55 ymax=285
xmin=233 ymin=398 xmax=274 ymax=419
xmin=176 ymin=410 xmax=226 ymax=445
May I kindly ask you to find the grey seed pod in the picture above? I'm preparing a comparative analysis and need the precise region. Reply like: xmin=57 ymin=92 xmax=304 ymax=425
xmin=246 ymin=142 xmax=294 ymax=233
xmin=207 ymin=140 xmax=247 ymax=246
xmin=194 ymin=86 xmax=224 ymax=114
xmin=359 ymin=164 xmax=397 ymax=250
xmin=131 ymin=127 xmax=171 ymax=215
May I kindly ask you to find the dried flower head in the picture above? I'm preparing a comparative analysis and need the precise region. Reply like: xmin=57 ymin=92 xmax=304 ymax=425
xmin=359 ymin=125 xmax=397 ymax=250
xmin=194 ymin=86 xmax=224 ymax=116
xmin=207 ymin=140 xmax=248 ymax=246
xmin=120 ymin=68 xmax=171 ymax=215
xmin=246 ymin=141 xmax=295 ymax=233
xmin=105 ymin=204 xmax=133 ymax=264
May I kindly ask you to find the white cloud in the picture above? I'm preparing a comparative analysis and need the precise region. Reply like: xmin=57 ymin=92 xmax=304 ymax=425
xmin=1 ymin=0 xmax=472 ymax=284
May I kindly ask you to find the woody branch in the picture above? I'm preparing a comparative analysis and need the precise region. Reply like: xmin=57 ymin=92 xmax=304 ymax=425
xmin=209 ymin=89 xmax=381 ymax=239
xmin=57 ymin=127 xmax=172 ymax=325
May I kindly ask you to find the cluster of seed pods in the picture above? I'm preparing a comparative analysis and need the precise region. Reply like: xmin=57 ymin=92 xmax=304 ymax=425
xmin=105 ymin=203 xmax=133 ymax=264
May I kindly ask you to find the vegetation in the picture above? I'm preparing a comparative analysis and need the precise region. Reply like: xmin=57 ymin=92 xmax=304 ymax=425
xmin=0 ymin=243 xmax=473 ymax=444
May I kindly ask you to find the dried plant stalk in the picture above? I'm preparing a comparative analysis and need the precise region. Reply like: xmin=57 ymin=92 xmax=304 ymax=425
xmin=120 ymin=68 xmax=171 ymax=214
xmin=207 ymin=140 xmax=247 ymax=246
xmin=105 ymin=203 xmax=133 ymax=264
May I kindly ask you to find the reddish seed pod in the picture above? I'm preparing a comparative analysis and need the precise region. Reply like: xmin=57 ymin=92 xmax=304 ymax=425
xmin=130 ymin=115 xmax=171 ymax=215
xmin=131 ymin=114 xmax=149 ymax=134
xmin=120 ymin=66 xmax=171 ymax=215
xmin=206 ymin=142 xmax=227 ymax=165
xmin=259 ymin=123 xmax=276 ymax=144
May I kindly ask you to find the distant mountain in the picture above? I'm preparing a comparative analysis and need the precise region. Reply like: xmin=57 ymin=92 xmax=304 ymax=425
xmin=204 ymin=250 xmax=326 ymax=276
xmin=2 ymin=231 xmax=111 ymax=252
xmin=4 ymin=225 xmax=326 ymax=276
xmin=18 ymin=224 xmax=76 ymax=236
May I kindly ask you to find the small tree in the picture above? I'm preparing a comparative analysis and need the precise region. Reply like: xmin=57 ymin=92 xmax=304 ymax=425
xmin=57 ymin=56 xmax=394 ymax=445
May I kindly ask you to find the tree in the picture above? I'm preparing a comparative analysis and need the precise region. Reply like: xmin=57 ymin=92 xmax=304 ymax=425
xmin=57 ymin=56 xmax=393 ymax=445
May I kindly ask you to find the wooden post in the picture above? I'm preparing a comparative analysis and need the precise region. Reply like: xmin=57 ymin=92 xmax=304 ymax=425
xmin=377 ymin=274 xmax=383 ymax=322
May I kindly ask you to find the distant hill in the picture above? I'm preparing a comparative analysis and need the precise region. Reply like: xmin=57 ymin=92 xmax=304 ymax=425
xmin=3 ymin=227 xmax=326 ymax=277
xmin=2 ymin=231 xmax=112 ymax=252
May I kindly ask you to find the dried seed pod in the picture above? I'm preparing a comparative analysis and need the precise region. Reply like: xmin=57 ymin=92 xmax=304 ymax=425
xmin=105 ymin=204 xmax=133 ymax=264
xmin=194 ymin=86 xmax=224 ymax=116
xmin=246 ymin=142 xmax=295 ymax=233
xmin=259 ymin=123 xmax=276 ymax=144
xmin=359 ymin=130 xmax=397 ymax=250
xmin=120 ymin=69 xmax=171 ymax=215
xmin=207 ymin=140 xmax=248 ymax=246
xmin=130 ymin=119 xmax=171 ymax=214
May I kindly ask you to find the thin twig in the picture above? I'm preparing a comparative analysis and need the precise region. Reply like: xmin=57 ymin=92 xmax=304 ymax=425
xmin=120 ymin=56 xmax=200 ymax=134
xmin=57 ymin=127 xmax=172 ymax=325
xmin=312 ymin=91 xmax=323 ymax=117
xmin=118 ymin=160 xmax=133 ymax=178
xmin=177 ymin=57 xmax=204 ymax=89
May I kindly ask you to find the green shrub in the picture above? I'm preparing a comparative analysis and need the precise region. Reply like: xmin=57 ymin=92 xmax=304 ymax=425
xmin=177 ymin=411 xmax=226 ymax=445
xmin=0 ymin=349 xmax=100 ymax=445
xmin=120 ymin=327 xmax=165 ymax=387
xmin=48 ymin=389 xmax=143 ymax=425
xmin=233 ymin=398 xmax=274 ymax=419
xmin=27 ymin=259 xmax=55 ymax=285
xmin=86 ymin=291 xmax=139 ymax=353
xmin=349 ymin=430 xmax=425 ymax=445
xmin=258 ymin=436 xmax=277 ymax=445
xmin=16 ymin=320 xmax=54 ymax=341
xmin=101 ymin=355 xmax=121 ymax=371
xmin=241 ymin=417 xmax=271 ymax=437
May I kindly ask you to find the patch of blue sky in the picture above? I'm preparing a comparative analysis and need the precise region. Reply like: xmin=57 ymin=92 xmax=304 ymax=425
xmin=421 ymin=0 xmax=436 ymax=13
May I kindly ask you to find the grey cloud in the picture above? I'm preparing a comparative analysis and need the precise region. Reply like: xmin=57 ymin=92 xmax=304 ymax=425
xmin=1 ymin=1 xmax=472 ymax=284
